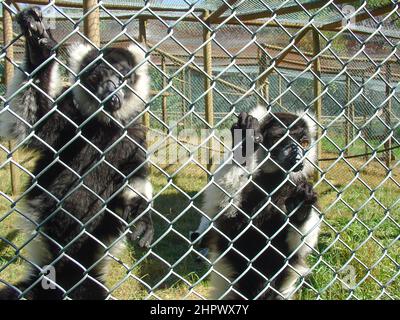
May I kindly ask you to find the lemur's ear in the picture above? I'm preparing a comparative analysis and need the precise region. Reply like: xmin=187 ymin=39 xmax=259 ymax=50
xmin=249 ymin=104 xmax=268 ymax=121
xmin=301 ymin=112 xmax=317 ymax=140
xmin=68 ymin=43 xmax=95 ymax=76
xmin=260 ymin=114 xmax=274 ymax=133
xmin=126 ymin=43 xmax=149 ymax=80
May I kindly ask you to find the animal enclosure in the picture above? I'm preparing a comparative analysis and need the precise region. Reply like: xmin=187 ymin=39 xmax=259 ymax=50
xmin=0 ymin=0 xmax=399 ymax=299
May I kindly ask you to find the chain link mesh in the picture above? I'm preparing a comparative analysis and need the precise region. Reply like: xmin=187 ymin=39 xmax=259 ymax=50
xmin=0 ymin=0 xmax=399 ymax=300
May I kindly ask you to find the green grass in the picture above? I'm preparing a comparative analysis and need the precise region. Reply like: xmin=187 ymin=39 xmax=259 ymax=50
xmin=321 ymin=134 xmax=400 ymax=160
xmin=0 ymin=141 xmax=399 ymax=300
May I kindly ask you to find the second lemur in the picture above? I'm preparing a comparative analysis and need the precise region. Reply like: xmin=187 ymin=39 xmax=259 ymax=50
xmin=192 ymin=105 xmax=320 ymax=300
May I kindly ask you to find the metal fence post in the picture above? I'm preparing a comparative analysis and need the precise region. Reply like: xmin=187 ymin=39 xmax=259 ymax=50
xmin=0 ymin=0 xmax=398 ymax=301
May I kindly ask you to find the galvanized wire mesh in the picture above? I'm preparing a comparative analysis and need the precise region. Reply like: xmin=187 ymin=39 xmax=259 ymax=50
xmin=0 ymin=0 xmax=399 ymax=300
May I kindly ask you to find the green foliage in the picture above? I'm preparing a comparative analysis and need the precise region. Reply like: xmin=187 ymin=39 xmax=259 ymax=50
xmin=365 ymin=0 xmax=394 ymax=9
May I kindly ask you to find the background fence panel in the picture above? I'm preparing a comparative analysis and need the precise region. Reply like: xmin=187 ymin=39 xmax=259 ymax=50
xmin=0 ymin=0 xmax=399 ymax=300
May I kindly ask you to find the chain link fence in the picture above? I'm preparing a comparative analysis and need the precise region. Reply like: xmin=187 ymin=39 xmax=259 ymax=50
xmin=0 ymin=0 xmax=399 ymax=299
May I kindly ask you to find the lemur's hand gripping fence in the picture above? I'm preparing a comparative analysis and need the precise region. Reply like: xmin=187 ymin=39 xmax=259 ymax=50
xmin=0 ymin=0 xmax=399 ymax=300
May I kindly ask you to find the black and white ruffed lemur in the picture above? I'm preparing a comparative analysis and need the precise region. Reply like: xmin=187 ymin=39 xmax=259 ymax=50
xmin=0 ymin=7 xmax=154 ymax=299
xmin=191 ymin=105 xmax=321 ymax=300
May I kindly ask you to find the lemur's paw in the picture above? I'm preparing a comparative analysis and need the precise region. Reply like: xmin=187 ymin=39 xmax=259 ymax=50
xmin=287 ymin=181 xmax=317 ymax=206
xmin=16 ymin=7 xmax=56 ymax=67
xmin=285 ymin=181 xmax=317 ymax=219
xmin=189 ymin=231 xmax=200 ymax=242
xmin=129 ymin=215 xmax=154 ymax=249
xmin=17 ymin=7 xmax=45 ymax=36
xmin=297 ymin=181 xmax=318 ymax=205
xmin=231 ymin=112 xmax=263 ymax=145
xmin=17 ymin=6 xmax=54 ymax=49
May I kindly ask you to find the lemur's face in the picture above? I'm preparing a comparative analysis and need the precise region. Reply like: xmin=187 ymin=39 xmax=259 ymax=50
xmin=261 ymin=113 xmax=311 ymax=172
xmin=80 ymin=48 xmax=137 ymax=114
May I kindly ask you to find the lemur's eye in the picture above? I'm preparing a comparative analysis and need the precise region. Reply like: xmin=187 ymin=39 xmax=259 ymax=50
xmin=87 ymin=74 xmax=98 ymax=84
xmin=300 ymin=139 xmax=310 ymax=148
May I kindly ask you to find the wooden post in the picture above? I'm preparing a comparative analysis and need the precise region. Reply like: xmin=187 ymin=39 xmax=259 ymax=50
xmin=149 ymin=42 xmax=247 ymax=95
xmin=10 ymin=1 xmax=20 ymax=11
xmin=312 ymin=29 xmax=322 ymax=182
xmin=139 ymin=17 xmax=150 ymax=130
xmin=161 ymin=56 xmax=168 ymax=129
xmin=181 ymin=68 xmax=186 ymax=120
xmin=263 ymin=78 xmax=270 ymax=103
xmin=256 ymin=47 xmax=261 ymax=105
xmin=83 ymin=0 xmax=100 ymax=47
xmin=203 ymin=10 xmax=214 ymax=172
xmin=361 ymin=74 xmax=368 ymax=161
xmin=258 ymin=45 xmax=269 ymax=103
xmin=278 ymin=73 xmax=283 ymax=108
xmin=139 ymin=18 xmax=147 ymax=43
xmin=188 ymin=67 xmax=193 ymax=128
xmin=384 ymin=63 xmax=392 ymax=166
xmin=344 ymin=74 xmax=354 ymax=155
xmin=350 ymin=90 xmax=355 ymax=141
xmin=3 ymin=1 xmax=18 ymax=196
xmin=3 ymin=1 xmax=14 ymax=91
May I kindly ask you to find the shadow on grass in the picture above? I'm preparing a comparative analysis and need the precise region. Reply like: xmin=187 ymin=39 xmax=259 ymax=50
xmin=128 ymin=191 xmax=210 ymax=291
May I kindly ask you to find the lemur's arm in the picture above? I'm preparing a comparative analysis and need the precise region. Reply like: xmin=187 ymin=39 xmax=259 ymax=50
xmin=115 ymin=176 xmax=154 ymax=249
xmin=0 ymin=7 xmax=59 ymax=142
xmin=231 ymin=112 xmax=263 ymax=166
xmin=191 ymin=112 xmax=263 ymax=243
xmin=122 ymin=192 xmax=154 ymax=249
xmin=17 ymin=7 xmax=58 ymax=71
xmin=113 ymin=154 xmax=154 ymax=249
xmin=284 ymin=181 xmax=317 ymax=224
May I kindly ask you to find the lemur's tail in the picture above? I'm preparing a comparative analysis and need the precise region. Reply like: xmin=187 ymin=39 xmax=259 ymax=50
xmin=0 ymin=267 xmax=106 ymax=300
xmin=0 ymin=262 xmax=109 ymax=300
xmin=0 ymin=286 xmax=18 ymax=300
xmin=0 ymin=279 xmax=35 ymax=300
xmin=0 ymin=272 xmax=66 ymax=300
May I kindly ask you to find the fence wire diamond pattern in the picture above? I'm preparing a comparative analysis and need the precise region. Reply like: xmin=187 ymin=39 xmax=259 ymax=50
xmin=0 ymin=0 xmax=399 ymax=300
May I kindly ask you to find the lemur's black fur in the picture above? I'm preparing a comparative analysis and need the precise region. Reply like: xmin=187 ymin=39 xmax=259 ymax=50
xmin=0 ymin=7 xmax=153 ymax=300
xmin=195 ymin=109 xmax=320 ymax=300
